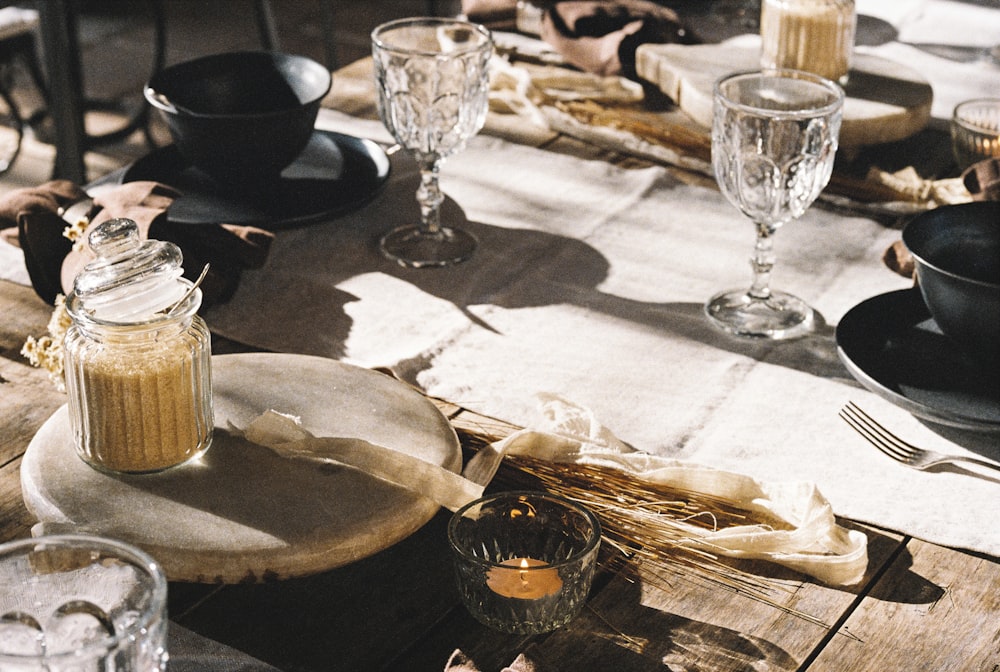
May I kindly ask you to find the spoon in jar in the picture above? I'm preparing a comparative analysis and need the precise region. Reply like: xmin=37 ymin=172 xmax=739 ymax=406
xmin=164 ymin=263 xmax=210 ymax=317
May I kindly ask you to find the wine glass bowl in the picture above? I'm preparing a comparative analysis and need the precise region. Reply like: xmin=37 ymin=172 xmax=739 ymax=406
xmin=372 ymin=18 xmax=493 ymax=268
xmin=706 ymin=70 xmax=844 ymax=338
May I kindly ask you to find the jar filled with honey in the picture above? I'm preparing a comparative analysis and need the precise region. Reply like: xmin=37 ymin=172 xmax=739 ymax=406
xmin=760 ymin=0 xmax=856 ymax=84
xmin=63 ymin=218 xmax=213 ymax=473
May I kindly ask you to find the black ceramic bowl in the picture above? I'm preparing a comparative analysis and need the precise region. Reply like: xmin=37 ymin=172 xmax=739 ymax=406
xmin=902 ymin=201 xmax=1000 ymax=361
xmin=144 ymin=51 xmax=331 ymax=186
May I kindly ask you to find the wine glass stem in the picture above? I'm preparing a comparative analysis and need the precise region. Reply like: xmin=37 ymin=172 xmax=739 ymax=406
xmin=748 ymin=220 xmax=776 ymax=300
xmin=417 ymin=160 xmax=444 ymax=236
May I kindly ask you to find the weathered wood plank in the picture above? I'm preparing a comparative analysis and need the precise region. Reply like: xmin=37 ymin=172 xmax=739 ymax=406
xmin=428 ymin=523 xmax=902 ymax=672
xmin=0 ymin=458 xmax=35 ymax=542
xmin=174 ymin=510 xmax=463 ymax=672
xmin=810 ymin=538 xmax=1000 ymax=671
xmin=0 ymin=359 xmax=64 ymax=463
xmin=1 ymin=281 xmax=65 ymax=540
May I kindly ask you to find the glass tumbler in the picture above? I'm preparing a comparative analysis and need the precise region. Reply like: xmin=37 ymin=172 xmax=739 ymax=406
xmin=760 ymin=0 xmax=856 ymax=84
xmin=0 ymin=534 xmax=168 ymax=671
xmin=951 ymin=98 xmax=1000 ymax=171
xmin=448 ymin=491 xmax=601 ymax=634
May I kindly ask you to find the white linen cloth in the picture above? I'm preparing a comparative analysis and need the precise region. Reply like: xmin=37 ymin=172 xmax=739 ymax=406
xmin=202 ymin=109 xmax=1000 ymax=560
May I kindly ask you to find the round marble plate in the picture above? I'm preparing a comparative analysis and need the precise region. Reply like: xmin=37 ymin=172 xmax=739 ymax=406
xmin=21 ymin=353 xmax=461 ymax=583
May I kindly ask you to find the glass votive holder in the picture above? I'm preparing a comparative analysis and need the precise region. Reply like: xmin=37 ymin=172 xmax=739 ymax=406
xmin=447 ymin=491 xmax=601 ymax=635
xmin=951 ymin=98 xmax=1000 ymax=171
xmin=0 ymin=534 xmax=168 ymax=671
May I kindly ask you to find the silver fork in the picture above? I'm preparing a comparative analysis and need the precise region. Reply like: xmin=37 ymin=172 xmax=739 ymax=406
xmin=839 ymin=402 xmax=1000 ymax=473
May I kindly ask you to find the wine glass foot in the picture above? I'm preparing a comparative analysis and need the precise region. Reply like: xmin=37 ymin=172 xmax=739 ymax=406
xmin=705 ymin=288 xmax=815 ymax=339
xmin=380 ymin=225 xmax=478 ymax=268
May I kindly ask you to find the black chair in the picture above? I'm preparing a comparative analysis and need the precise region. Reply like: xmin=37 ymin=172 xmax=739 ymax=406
xmin=0 ymin=4 xmax=47 ymax=175
xmin=32 ymin=0 xmax=281 ymax=183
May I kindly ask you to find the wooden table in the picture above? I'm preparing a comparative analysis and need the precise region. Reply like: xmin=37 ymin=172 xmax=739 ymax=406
xmin=4 ymin=277 xmax=999 ymax=671
xmin=4 ymin=44 xmax=1000 ymax=672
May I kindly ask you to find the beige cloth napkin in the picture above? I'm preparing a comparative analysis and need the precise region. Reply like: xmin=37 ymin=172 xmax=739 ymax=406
xmin=962 ymin=157 xmax=1000 ymax=202
xmin=237 ymin=410 xmax=484 ymax=512
xmin=238 ymin=395 xmax=867 ymax=586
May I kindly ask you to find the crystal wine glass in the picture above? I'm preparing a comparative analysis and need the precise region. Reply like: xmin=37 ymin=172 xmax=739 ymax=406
xmin=706 ymin=69 xmax=844 ymax=338
xmin=372 ymin=17 xmax=493 ymax=268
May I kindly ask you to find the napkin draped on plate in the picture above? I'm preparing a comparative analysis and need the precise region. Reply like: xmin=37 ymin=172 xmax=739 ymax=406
xmin=464 ymin=0 xmax=698 ymax=78
xmin=0 ymin=179 xmax=273 ymax=306
xmin=240 ymin=395 xmax=867 ymax=587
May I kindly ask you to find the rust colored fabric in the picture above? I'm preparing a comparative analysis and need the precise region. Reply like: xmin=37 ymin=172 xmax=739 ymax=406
xmin=461 ymin=1 xmax=697 ymax=79
xmin=0 ymin=180 xmax=273 ymax=306
xmin=541 ymin=1 xmax=698 ymax=78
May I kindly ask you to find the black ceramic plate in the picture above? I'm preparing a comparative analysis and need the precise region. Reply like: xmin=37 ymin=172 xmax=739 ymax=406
xmin=836 ymin=288 xmax=1000 ymax=432
xmin=121 ymin=130 xmax=391 ymax=229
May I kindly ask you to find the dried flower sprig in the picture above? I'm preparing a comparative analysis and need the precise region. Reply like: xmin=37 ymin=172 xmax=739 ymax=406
xmin=21 ymin=294 xmax=70 ymax=392
xmin=62 ymin=217 xmax=89 ymax=252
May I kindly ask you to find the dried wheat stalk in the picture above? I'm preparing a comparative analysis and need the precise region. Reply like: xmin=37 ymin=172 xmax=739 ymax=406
xmin=455 ymin=422 xmax=830 ymax=627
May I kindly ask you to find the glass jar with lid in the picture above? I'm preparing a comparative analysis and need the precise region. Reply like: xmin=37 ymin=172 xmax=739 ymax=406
xmin=760 ymin=0 xmax=856 ymax=84
xmin=63 ymin=218 xmax=213 ymax=474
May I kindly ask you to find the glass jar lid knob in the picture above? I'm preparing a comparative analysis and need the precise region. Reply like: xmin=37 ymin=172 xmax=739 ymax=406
xmin=70 ymin=218 xmax=191 ymax=322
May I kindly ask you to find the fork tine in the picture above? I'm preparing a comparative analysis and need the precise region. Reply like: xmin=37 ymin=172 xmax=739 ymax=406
xmin=845 ymin=402 xmax=919 ymax=458
xmin=839 ymin=403 xmax=911 ymax=463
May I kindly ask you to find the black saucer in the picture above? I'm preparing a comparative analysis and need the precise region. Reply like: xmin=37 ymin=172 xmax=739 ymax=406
xmin=121 ymin=130 xmax=391 ymax=230
xmin=836 ymin=288 xmax=1000 ymax=432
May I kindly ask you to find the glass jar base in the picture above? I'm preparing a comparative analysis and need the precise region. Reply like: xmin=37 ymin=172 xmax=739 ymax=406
xmin=705 ymin=288 xmax=815 ymax=339
xmin=380 ymin=225 xmax=477 ymax=268
xmin=468 ymin=605 xmax=582 ymax=635
xmin=77 ymin=436 xmax=212 ymax=475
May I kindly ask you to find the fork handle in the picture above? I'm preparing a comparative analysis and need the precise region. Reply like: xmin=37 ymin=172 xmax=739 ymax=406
xmin=949 ymin=455 xmax=1000 ymax=473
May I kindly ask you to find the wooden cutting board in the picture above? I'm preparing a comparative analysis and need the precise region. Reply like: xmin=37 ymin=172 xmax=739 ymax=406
xmin=20 ymin=353 xmax=461 ymax=583
xmin=636 ymin=38 xmax=933 ymax=148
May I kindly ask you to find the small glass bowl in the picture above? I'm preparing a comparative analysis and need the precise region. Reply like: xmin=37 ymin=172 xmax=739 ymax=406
xmin=951 ymin=98 xmax=1000 ymax=171
xmin=448 ymin=491 xmax=601 ymax=634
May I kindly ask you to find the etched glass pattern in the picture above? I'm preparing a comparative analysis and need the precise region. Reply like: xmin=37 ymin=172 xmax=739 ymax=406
xmin=706 ymin=71 xmax=843 ymax=339
xmin=448 ymin=492 xmax=601 ymax=635
xmin=372 ymin=18 xmax=492 ymax=267
xmin=0 ymin=535 xmax=168 ymax=671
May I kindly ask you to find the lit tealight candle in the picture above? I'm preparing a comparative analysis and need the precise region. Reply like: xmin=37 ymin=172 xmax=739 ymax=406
xmin=486 ymin=558 xmax=563 ymax=599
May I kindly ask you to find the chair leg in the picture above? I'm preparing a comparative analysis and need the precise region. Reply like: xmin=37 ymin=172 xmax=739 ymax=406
xmin=319 ymin=0 xmax=338 ymax=71
xmin=37 ymin=0 xmax=86 ymax=182
xmin=0 ymin=82 xmax=25 ymax=174
xmin=253 ymin=0 xmax=281 ymax=51
xmin=82 ymin=0 xmax=165 ymax=149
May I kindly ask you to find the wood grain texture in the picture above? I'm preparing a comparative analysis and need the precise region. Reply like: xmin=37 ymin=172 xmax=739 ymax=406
xmin=811 ymin=539 xmax=1000 ymax=671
